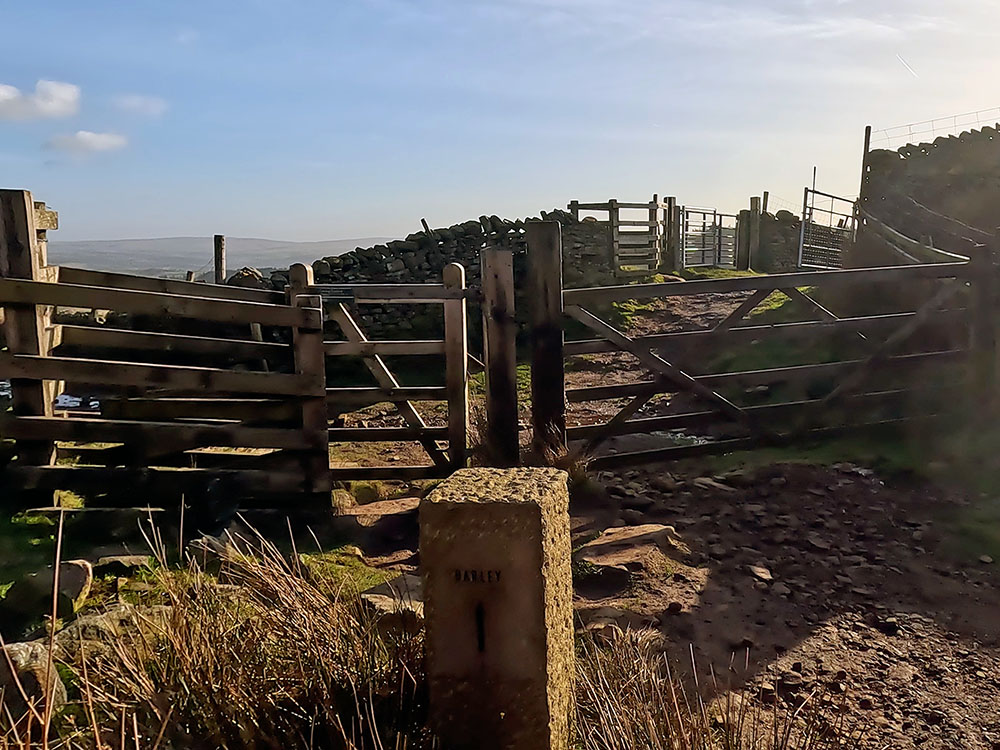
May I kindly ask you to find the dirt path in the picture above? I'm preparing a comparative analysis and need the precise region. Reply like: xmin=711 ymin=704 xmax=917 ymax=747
xmin=574 ymin=461 xmax=1000 ymax=748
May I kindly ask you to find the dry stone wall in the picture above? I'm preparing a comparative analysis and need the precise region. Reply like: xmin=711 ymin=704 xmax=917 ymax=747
xmin=853 ymin=124 xmax=1000 ymax=265
xmin=229 ymin=209 xmax=613 ymax=339
xmin=755 ymin=210 xmax=801 ymax=272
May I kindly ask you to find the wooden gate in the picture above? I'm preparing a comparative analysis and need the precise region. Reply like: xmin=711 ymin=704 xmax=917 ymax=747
xmin=0 ymin=189 xmax=472 ymax=508
xmin=528 ymin=220 xmax=986 ymax=469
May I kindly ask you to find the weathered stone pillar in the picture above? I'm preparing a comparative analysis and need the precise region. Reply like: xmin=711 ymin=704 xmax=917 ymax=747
xmin=420 ymin=467 xmax=574 ymax=750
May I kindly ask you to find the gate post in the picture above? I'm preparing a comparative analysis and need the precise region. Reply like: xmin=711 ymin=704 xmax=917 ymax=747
xmin=443 ymin=263 xmax=469 ymax=470
xmin=481 ymin=242 xmax=519 ymax=466
xmin=746 ymin=196 xmax=761 ymax=271
xmin=288 ymin=263 xmax=331 ymax=496
xmin=0 ymin=190 xmax=55 ymax=508
xmin=666 ymin=197 xmax=682 ymax=271
xmin=527 ymin=222 xmax=566 ymax=457
xmin=971 ymin=241 xmax=999 ymax=414
xmin=608 ymin=199 xmax=620 ymax=276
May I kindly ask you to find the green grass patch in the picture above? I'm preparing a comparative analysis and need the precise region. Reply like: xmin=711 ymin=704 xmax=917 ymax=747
xmin=299 ymin=548 xmax=392 ymax=594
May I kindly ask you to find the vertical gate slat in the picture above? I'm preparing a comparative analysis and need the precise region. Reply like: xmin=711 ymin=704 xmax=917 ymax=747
xmin=481 ymin=243 xmax=519 ymax=466
xmin=443 ymin=263 xmax=469 ymax=469
xmin=527 ymin=221 xmax=566 ymax=455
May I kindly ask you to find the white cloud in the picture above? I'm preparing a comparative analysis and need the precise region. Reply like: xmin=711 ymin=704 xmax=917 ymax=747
xmin=0 ymin=80 xmax=80 ymax=120
xmin=46 ymin=130 xmax=128 ymax=153
xmin=113 ymin=94 xmax=168 ymax=117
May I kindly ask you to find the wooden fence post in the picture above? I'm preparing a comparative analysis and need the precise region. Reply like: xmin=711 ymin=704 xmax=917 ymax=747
xmin=480 ymin=243 xmax=519 ymax=466
xmin=664 ymin=197 xmax=680 ymax=272
xmin=289 ymin=262 xmax=331 ymax=496
xmin=0 ymin=190 xmax=55 ymax=501
xmin=608 ymin=199 xmax=620 ymax=276
xmin=214 ymin=234 xmax=227 ymax=285
xmin=527 ymin=222 xmax=566 ymax=456
xmin=746 ymin=196 xmax=761 ymax=271
xmin=568 ymin=200 xmax=580 ymax=221
xmin=443 ymin=263 xmax=469 ymax=470
xmin=971 ymin=241 xmax=999 ymax=414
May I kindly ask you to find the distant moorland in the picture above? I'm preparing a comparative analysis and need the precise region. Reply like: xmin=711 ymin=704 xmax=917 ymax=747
xmin=48 ymin=236 xmax=394 ymax=278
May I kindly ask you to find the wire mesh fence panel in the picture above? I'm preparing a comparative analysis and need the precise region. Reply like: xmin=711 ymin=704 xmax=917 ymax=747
xmin=798 ymin=189 xmax=855 ymax=269
xmin=681 ymin=208 xmax=737 ymax=268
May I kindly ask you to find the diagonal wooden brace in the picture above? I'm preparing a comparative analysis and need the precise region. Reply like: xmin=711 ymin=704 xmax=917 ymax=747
xmin=330 ymin=303 xmax=450 ymax=467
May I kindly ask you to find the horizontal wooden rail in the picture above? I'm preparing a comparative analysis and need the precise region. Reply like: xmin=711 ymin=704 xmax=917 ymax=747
xmin=566 ymin=386 xmax=961 ymax=440
xmin=308 ymin=284 xmax=464 ymax=303
xmin=4 ymin=465 xmax=310 ymax=493
xmin=563 ymin=262 xmax=970 ymax=304
xmin=566 ymin=350 xmax=966 ymax=402
xmin=0 ymin=415 xmax=318 ymax=450
xmin=563 ymin=309 xmax=968 ymax=356
xmin=57 ymin=325 xmax=289 ymax=359
xmin=328 ymin=465 xmax=449 ymax=481
xmin=585 ymin=415 xmax=948 ymax=470
xmin=328 ymin=426 xmax=448 ymax=441
xmin=0 ymin=278 xmax=322 ymax=328
xmin=860 ymin=209 xmax=970 ymax=262
xmin=100 ymin=397 xmax=299 ymax=422
xmin=326 ymin=386 xmax=447 ymax=406
xmin=325 ymin=340 xmax=446 ymax=356
xmin=0 ymin=353 xmax=316 ymax=396
xmin=56 ymin=266 xmax=284 ymax=303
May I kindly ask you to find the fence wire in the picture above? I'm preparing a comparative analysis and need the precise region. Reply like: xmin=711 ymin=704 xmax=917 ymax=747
xmin=872 ymin=106 xmax=1000 ymax=151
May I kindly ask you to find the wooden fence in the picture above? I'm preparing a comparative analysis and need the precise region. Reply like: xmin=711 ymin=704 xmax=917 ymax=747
xmin=527 ymin=220 xmax=992 ymax=470
xmin=2 ymin=187 xmax=993 ymax=506
xmin=0 ymin=189 xmax=489 ymax=509
xmin=568 ymin=196 xmax=681 ymax=275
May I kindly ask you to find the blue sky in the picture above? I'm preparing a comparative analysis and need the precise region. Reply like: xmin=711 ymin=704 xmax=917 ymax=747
xmin=1 ymin=0 xmax=997 ymax=241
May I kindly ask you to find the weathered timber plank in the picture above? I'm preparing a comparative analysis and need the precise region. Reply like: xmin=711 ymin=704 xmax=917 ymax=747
xmin=585 ymin=416 xmax=948 ymax=470
xmin=288 ymin=273 xmax=333 ymax=493
xmin=527 ymin=221 xmax=566 ymax=453
xmin=328 ymin=426 xmax=449 ymax=441
xmin=57 ymin=325 xmax=289 ymax=359
xmin=562 ymin=262 xmax=969 ymax=304
xmin=0 ymin=277 xmax=320 ymax=328
xmin=325 ymin=340 xmax=446 ymax=356
xmin=100 ymin=397 xmax=299 ymax=422
xmin=0 ymin=353 xmax=315 ymax=396
xmin=0 ymin=189 xmax=56 ymax=475
xmin=4 ymin=465 xmax=309 ymax=493
xmin=714 ymin=289 xmax=771 ymax=331
xmin=823 ymin=281 xmax=963 ymax=404
xmin=329 ymin=302 xmax=450 ymax=467
xmin=481 ymin=245 xmax=520 ymax=465
xmin=309 ymin=284 xmax=463 ymax=303
xmin=443 ymin=263 xmax=469 ymax=469
xmin=565 ymin=350 xmax=967 ymax=402
xmin=0 ymin=415 xmax=318 ymax=450
xmin=56 ymin=266 xmax=283 ymax=303
xmin=328 ymin=465 xmax=449 ymax=481
xmin=326 ymin=386 xmax=448 ymax=407
xmin=564 ymin=305 xmax=749 ymax=424
xmin=566 ymin=386 xmax=962 ymax=440
xmin=562 ymin=309 xmax=968 ymax=357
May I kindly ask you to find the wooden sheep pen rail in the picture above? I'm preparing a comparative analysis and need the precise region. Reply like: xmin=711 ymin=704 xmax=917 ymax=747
xmin=0 ymin=189 xmax=477 ymax=509
xmin=526 ymin=220 xmax=995 ymax=469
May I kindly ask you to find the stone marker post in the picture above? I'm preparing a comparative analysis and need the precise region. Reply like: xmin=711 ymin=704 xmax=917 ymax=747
xmin=420 ymin=468 xmax=574 ymax=750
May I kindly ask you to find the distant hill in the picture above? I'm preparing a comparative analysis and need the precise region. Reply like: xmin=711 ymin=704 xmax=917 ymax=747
xmin=47 ymin=236 xmax=394 ymax=277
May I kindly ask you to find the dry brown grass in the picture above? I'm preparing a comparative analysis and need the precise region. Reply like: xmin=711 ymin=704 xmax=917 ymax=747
xmin=3 ymin=525 xmax=869 ymax=750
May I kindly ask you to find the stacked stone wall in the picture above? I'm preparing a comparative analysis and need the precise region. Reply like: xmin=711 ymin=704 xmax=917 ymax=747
xmin=229 ymin=209 xmax=616 ymax=339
